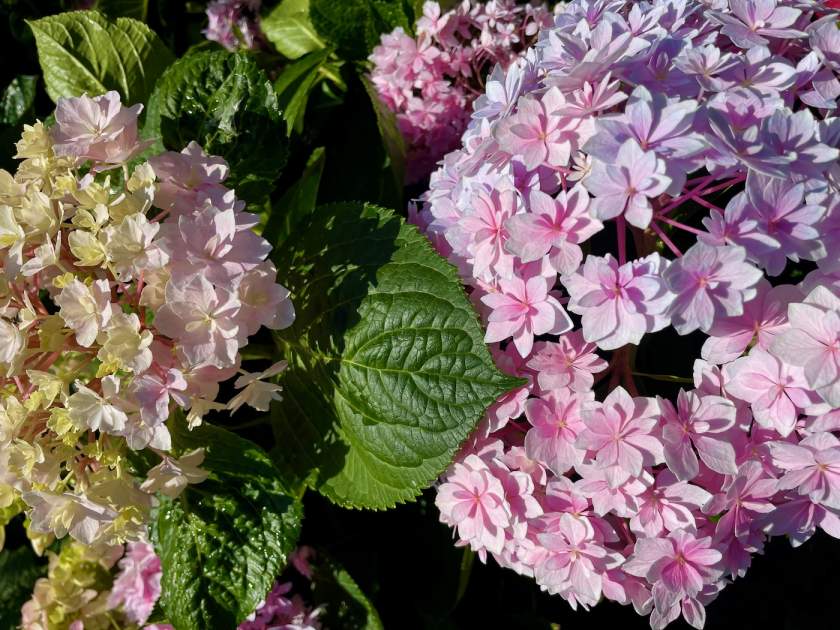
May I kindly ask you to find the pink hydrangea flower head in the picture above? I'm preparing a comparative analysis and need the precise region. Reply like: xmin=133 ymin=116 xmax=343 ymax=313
xmin=701 ymin=279 xmax=801 ymax=365
xmin=660 ymin=389 xmax=739 ymax=481
xmin=496 ymin=86 xmax=594 ymax=171
xmin=585 ymin=139 xmax=671 ymax=229
xmin=664 ymin=243 xmax=763 ymax=335
xmin=436 ymin=453 xmax=511 ymax=560
xmin=52 ymin=91 xmax=144 ymax=164
xmin=623 ymin=529 xmax=723 ymax=616
xmin=481 ymin=271 xmax=572 ymax=357
xmin=526 ymin=330 xmax=608 ymax=393
xmin=563 ymin=253 xmax=673 ymax=351
xmin=576 ymin=386 xmax=664 ymax=488
xmin=771 ymin=286 xmax=840 ymax=407
xmin=107 ymin=542 xmax=162 ymax=625
xmin=505 ymin=184 xmax=603 ymax=275
xmin=524 ymin=389 xmax=591 ymax=476
xmin=725 ymin=347 xmax=824 ymax=437
xmin=768 ymin=432 xmax=840 ymax=510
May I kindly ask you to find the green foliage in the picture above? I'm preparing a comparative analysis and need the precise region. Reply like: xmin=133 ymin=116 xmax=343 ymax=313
xmin=151 ymin=418 xmax=302 ymax=630
xmin=95 ymin=0 xmax=149 ymax=21
xmin=0 ymin=545 xmax=47 ymax=630
xmin=274 ymin=48 xmax=334 ymax=136
xmin=309 ymin=0 xmax=414 ymax=59
xmin=262 ymin=0 xmax=325 ymax=60
xmin=311 ymin=554 xmax=383 ymax=629
xmin=360 ymin=73 xmax=406 ymax=206
xmin=0 ymin=75 xmax=38 ymax=169
xmin=143 ymin=50 xmax=288 ymax=206
xmin=271 ymin=202 xmax=523 ymax=509
xmin=264 ymin=146 xmax=326 ymax=249
xmin=27 ymin=10 xmax=173 ymax=104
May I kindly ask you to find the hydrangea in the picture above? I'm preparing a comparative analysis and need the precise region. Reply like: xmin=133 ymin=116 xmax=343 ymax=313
xmin=0 ymin=90 xmax=294 ymax=553
xmin=204 ymin=0 xmax=264 ymax=51
xmin=369 ymin=0 xmax=554 ymax=182
xmin=420 ymin=2 xmax=840 ymax=628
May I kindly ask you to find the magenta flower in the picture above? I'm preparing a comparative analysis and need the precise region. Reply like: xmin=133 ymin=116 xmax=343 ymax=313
xmin=623 ymin=529 xmax=723 ymax=613
xmin=563 ymin=253 xmax=673 ymax=351
xmin=495 ymin=86 xmax=593 ymax=170
xmin=505 ymin=185 xmax=603 ymax=274
xmin=664 ymin=243 xmax=763 ymax=335
xmin=154 ymin=273 xmax=243 ymax=369
xmin=481 ymin=272 xmax=572 ymax=357
xmin=771 ymin=286 xmax=840 ymax=408
xmin=148 ymin=141 xmax=229 ymax=215
xmin=534 ymin=513 xmax=624 ymax=607
xmin=107 ymin=542 xmax=162 ymax=625
xmin=459 ymin=188 xmax=518 ymax=280
xmin=704 ymin=461 xmax=777 ymax=546
xmin=768 ymin=432 xmax=840 ymax=510
xmin=724 ymin=348 xmax=824 ymax=437
xmin=701 ymin=279 xmax=800 ymax=365
xmin=575 ymin=464 xmax=650 ymax=518
xmin=585 ymin=85 xmax=705 ymax=190
xmin=204 ymin=0 xmax=263 ymax=51
xmin=576 ymin=387 xmax=664 ymax=488
xmin=709 ymin=0 xmax=804 ymax=49
xmin=436 ymin=454 xmax=511 ymax=560
xmin=52 ymin=91 xmax=144 ymax=165
xmin=741 ymin=172 xmax=826 ymax=276
xmin=585 ymin=139 xmax=671 ymax=229
xmin=660 ymin=389 xmax=739 ymax=481
xmin=527 ymin=330 xmax=608 ymax=393
xmin=630 ymin=469 xmax=712 ymax=538
xmin=524 ymin=389 xmax=590 ymax=476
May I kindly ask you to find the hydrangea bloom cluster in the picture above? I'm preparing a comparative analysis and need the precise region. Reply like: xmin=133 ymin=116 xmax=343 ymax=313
xmin=369 ymin=0 xmax=555 ymax=183
xmin=204 ymin=0 xmax=264 ymax=51
xmin=0 ymin=90 xmax=293 ymax=555
xmin=419 ymin=2 xmax=840 ymax=628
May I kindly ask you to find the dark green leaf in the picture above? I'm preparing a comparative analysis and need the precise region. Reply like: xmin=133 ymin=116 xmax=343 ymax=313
xmin=151 ymin=417 xmax=303 ymax=630
xmin=262 ymin=0 xmax=325 ymax=60
xmin=271 ymin=202 xmax=523 ymax=508
xmin=274 ymin=48 xmax=332 ymax=136
xmin=264 ymin=146 xmax=326 ymax=249
xmin=360 ymin=73 xmax=405 ymax=206
xmin=26 ymin=10 xmax=173 ymax=104
xmin=0 ymin=546 xmax=47 ymax=630
xmin=309 ymin=0 xmax=414 ymax=59
xmin=311 ymin=553 xmax=383 ymax=630
xmin=143 ymin=50 xmax=288 ymax=206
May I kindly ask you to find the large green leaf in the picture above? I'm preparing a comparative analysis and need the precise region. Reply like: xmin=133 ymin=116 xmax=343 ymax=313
xmin=26 ymin=10 xmax=173 ymax=104
xmin=271 ymin=202 xmax=522 ymax=509
xmin=309 ymin=0 xmax=414 ymax=60
xmin=262 ymin=0 xmax=325 ymax=60
xmin=0 ymin=546 xmax=47 ymax=630
xmin=143 ymin=50 xmax=288 ymax=206
xmin=151 ymin=418 xmax=302 ymax=630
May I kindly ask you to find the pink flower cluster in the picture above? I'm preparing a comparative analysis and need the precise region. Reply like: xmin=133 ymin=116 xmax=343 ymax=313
xmin=369 ymin=0 xmax=554 ymax=183
xmin=0 ymin=89 xmax=293 ymax=550
xmin=421 ymin=1 xmax=840 ymax=628
xmin=204 ymin=0 xmax=264 ymax=51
